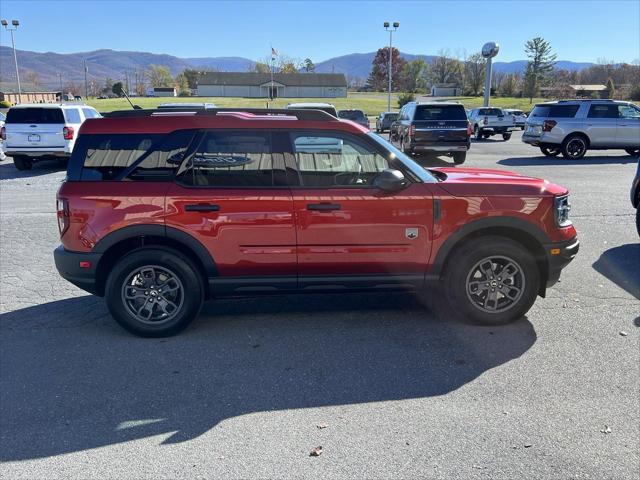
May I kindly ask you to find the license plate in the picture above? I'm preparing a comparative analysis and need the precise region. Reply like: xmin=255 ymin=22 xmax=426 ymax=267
xmin=28 ymin=134 xmax=40 ymax=142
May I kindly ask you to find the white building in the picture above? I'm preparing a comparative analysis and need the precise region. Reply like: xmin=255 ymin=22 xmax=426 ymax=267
xmin=196 ymin=72 xmax=347 ymax=98
xmin=147 ymin=87 xmax=177 ymax=97
xmin=430 ymin=83 xmax=462 ymax=97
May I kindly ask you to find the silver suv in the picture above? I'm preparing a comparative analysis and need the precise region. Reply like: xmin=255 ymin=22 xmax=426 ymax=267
xmin=522 ymin=100 xmax=640 ymax=159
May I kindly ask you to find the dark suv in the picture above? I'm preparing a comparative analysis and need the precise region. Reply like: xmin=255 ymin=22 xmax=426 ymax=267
xmin=390 ymin=102 xmax=471 ymax=164
xmin=54 ymin=107 xmax=578 ymax=337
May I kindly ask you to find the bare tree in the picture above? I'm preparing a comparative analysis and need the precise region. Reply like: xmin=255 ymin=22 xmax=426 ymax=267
xmin=465 ymin=52 xmax=486 ymax=95
xmin=428 ymin=49 xmax=461 ymax=85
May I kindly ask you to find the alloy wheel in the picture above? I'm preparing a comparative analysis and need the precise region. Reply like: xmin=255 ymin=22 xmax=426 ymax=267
xmin=465 ymin=256 xmax=526 ymax=313
xmin=121 ymin=265 xmax=184 ymax=324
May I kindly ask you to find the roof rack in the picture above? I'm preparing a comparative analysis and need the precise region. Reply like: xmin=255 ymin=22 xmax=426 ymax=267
xmin=102 ymin=107 xmax=337 ymax=121
xmin=556 ymin=99 xmax=615 ymax=103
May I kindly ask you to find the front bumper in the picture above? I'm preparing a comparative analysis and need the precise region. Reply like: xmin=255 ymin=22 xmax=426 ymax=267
xmin=543 ymin=236 xmax=580 ymax=288
xmin=54 ymin=246 xmax=103 ymax=296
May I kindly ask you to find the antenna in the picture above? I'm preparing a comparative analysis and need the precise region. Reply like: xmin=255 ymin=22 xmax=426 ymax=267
xmin=121 ymin=89 xmax=142 ymax=109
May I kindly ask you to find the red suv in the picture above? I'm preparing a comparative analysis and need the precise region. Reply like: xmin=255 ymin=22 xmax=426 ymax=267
xmin=54 ymin=108 xmax=579 ymax=337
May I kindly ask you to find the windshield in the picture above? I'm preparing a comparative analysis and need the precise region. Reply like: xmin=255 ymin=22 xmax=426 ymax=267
xmin=338 ymin=110 xmax=366 ymax=120
xmin=366 ymin=133 xmax=436 ymax=183
xmin=478 ymin=108 xmax=504 ymax=116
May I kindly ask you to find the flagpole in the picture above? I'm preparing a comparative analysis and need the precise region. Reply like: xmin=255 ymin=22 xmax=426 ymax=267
xmin=270 ymin=46 xmax=275 ymax=104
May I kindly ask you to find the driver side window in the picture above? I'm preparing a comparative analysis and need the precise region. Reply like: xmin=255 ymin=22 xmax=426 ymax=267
xmin=291 ymin=133 xmax=389 ymax=187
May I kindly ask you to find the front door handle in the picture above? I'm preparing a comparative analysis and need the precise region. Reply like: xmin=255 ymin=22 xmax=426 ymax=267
xmin=185 ymin=204 xmax=220 ymax=212
xmin=307 ymin=203 xmax=341 ymax=211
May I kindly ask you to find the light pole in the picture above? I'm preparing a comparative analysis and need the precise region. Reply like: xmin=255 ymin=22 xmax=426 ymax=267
xmin=481 ymin=42 xmax=500 ymax=107
xmin=1 ymin=19 xmax=22 ymax=104
xmin=383 ymin=22 xmax=399 ymax=112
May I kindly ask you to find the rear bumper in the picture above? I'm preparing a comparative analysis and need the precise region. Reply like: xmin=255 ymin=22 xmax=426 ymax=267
xmin=544 ymin=236 xmax=580 ymax=288
xmin=411 ymin=140 xmax=470 ymax=153
xmin=3 ymin=148 xmax=70 ymax=158
xmin=479 ymin=126 xmax=517 ymax=133
xmin=54 ymin=246 xmax=103 ymax=296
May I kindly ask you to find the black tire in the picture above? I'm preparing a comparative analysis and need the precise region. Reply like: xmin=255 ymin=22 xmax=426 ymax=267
xmin=636 ymin=206 xmax=640 ymax=237
xmin=13 ymin=156 xmax=33 ymax=171
xmin=105 ymin=247 xmax=204 ymax=337
xmin=441 ymin=236 xmax=540 ymax=326
xmin=625 ymin=148 xmax=640 ymax=156
xmin=452 ymin=152 xmax=466 ymax=164
xmin=482 ymin=133 xmax=491 ymax=139
xmin=540 ymin=146 xmax=561 ymax=157
xmin=474 ymin=125 xmax=482 ymax=141
xmin=502 ymin=133 xmax=512 ymax=141
xmin=561 ymin=134 xmax=588 ymax=159
xmin=400 ymin=136 xmax=412 ymax=155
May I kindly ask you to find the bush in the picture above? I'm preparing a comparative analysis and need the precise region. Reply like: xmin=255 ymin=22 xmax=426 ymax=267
xmin=629 ymin=84 xmax=640 ymax=101
xmin=0 ymin=100 xmax=11 ymax=108
xmin=397 ymin=92 xmax=415 ymax=108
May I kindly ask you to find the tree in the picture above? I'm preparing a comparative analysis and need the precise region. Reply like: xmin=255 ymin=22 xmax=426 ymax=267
xmin=402 ymin=59 xmax=427 ymax=93
xmin=428 ymin=50 xmax=461 ymax=86
xmin=25 ymin=70 xmax=41 ymax=88
xmin=146 ymin=65 xmax=173 ymax=88
xmin=605 ymin=77 xmax=615 ymax=99
xmin=254 ymin=62 xmax=271 ymax=74
xmin=524 ymin=37 xmax=557 ymax=103
xmin=180 ymin=69 xmax=202 ymax=89
xmin=368 ymin=47 xmax=407 ymax=92
xmin=175 ymin=73 xmax=190 ymax=96
xmin=465 ymin=52 xmax=486 ymax=95
xmin=102 ymin=77 xmax=114 ymax=95
xmin=112 ymin=81 xmax=124 ymax=97
xmin=499 ymin=73 xmax=519 ymax=97
xmin=303 ymin=58 xmax=315 ymax=72
xmin=279 ymin=62 xmax=299 ymax=74
xmin=397 ymin=92 xmax=415 ymax=108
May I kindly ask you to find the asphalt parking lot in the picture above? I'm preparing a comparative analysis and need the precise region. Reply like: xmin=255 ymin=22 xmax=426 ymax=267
xmin=1 ymin=130 xmax=638 ymax=479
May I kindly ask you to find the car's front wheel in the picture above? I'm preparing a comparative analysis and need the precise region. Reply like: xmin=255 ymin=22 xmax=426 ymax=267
xmin=625 ymin=148 xmax=640 ymax=157
xmin=540 ymin=146 xmax=561 ymax=157
xmin=105 ymin=247 xmax=204 ymax=337
xmin=442 ymin=237 xmax=540 ymax=325
xmin=562 ymin=134 xmax=588 ymax=159
xmin=13 ymin=156 xmax=33 ymax=171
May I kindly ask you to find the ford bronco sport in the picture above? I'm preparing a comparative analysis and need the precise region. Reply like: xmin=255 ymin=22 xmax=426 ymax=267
xmin=54 ymin=108 xmax=579 ymax=337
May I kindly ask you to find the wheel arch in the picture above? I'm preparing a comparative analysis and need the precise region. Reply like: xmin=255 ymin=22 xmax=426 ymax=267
xmin=92 ymin=225 xmax=216 ymax=297
xmin=562 ymin=131 xmax=591 ymax=148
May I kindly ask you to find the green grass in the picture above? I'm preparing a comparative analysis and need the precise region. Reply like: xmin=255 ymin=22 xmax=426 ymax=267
xmin=86 ymin=93 xmax=546 ymax=117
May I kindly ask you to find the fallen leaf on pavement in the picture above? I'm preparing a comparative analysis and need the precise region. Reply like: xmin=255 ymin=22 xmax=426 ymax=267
xmin=316 ymin=422 xmax=329 ymax=429
xmin=309 ymin=446 xmax=323 ymax=457
xmin=601 ymin=425 xmax=612 ymax=434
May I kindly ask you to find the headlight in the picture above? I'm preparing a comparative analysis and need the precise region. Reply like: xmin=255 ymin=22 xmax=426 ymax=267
xmin=554 ymin=195 xmax=572 ymax=227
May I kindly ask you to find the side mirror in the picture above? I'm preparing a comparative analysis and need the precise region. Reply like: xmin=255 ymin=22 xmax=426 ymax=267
xmin=373 ymin=169 xmax=407 ymax=192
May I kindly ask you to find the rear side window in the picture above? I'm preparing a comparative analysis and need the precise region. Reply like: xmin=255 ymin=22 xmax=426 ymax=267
xmin=178 ymin=131 xmax=274 ymax=187
xmin=82 ymin=108 xmax=101 ymax=119
xmin=587 ymin=104 xmax=619 ymax=118
xmin=6 ymin=108 xmax=64 ymax=124
xmin=64 ymin=109 xmax=82 ymax=124
xmin=531 ymin=105 xmax=580 ymax=118
xmin=415 ymin=106 xmax=467 ymax=121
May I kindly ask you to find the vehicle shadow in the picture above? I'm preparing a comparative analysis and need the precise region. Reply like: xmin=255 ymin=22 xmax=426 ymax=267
xmin=0 ymin=292 xmax=537 ymax=461
xmin=499 ymin=155 xmax=637 ymax=167
xmin=592 ymin=243 xmax=640 ymax=300
xmin=0 ymin=158 xmax=67 ymax=180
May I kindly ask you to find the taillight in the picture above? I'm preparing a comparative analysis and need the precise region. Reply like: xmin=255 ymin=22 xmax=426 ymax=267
xmin=483 ymin=116 xmax=488 ymax=125
xmin=543 ymin=120 xmax=557 ymax=132
xmin=57 ymin=198 xmax=69 ymax=236
xmin=467 ymin=122 xmax=473 ymax=136
xmin=63 ymin=126 xmax=74 ymax=140
xmin=0 ymin=126 xmax=5 ymax=141
xmin=408 ymin=124 xmax=415 ymax=138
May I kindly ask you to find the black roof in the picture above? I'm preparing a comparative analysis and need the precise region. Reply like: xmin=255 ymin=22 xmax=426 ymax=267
xmin=198 ymin=72 xmax=347 ymax=87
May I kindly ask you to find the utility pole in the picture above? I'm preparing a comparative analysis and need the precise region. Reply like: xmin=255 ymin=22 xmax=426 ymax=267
xmin=84 ymin=60 xmax=88 ymax=99
xmin=1 ymin=19 xmax=22 ymax=104
xmin=59 ymin=73 xmax=63 ymax=101
xmin=383 ymin=22 xmax=399 ymax=112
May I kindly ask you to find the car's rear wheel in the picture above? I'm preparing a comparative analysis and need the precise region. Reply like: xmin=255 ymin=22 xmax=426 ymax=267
xmin=625 ymin=148 xmax=640 ymax=156
xmin=474 ymin=125 xmax=482 ymax=140
xmin=13 ymin=156 xmax=33 ymax=171
xmin=452 ymin=152 xmax=466 ymax=164
xmin=441 ymin=237 xmax=540 ymax=325
xmin=502 ymin=133 xmax=512 ymax=141
xmin=636 ymin=205 xmax=640 ymax=237
xmin=400 ymin=136 xmax=412 ymax=155
xmin=540 ymin=146 xmax=561 ymax=157
xmin=105 ymin=247 xmax=204 ymax=337
xmin=562 ymin=134 xmax=588 ymax=159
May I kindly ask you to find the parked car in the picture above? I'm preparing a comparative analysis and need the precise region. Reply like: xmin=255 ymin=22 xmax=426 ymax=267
xmin=337 ymin=109 xmax=369 ymax=129
xmin=522 ymin=99 xmax=640 ymax=159
xmin=157 ymin=102 xmax=217 ymax=110
xmin=390 ymin=101 xmax=471 ymax=164
xmin=1 ymin=103 xmax=102 ymax=170
xmin=286 ymin=102 xmax=337 ymax=117
xmin=468 ymin=107 xmax=517 ymax=141
xmin=53 ymin=107 xmax=578 ymax=337
xmin=375 ymin=112 xmax=398 ymax=133
xmin=0 ymin=111 xmax=5 ymax=161
xmin=504 ymin=109 xmax=527 ymax=129
xmin=632 ymin=157 xmax=640 ymax=236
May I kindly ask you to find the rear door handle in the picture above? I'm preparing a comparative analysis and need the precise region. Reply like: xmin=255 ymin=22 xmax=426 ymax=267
xmin=307 ymin=203 xmax=341 ymax=211
xmin=185 ymin=204 xmax=220 ymax=212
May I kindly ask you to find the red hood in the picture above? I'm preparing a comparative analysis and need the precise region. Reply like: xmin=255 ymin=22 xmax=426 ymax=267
xmin=431 ymin=167 xmax=569 ymax=197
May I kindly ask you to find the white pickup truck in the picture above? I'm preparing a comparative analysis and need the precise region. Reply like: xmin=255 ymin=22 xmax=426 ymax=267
xmin=468 ymin=107 xmax=517 ymax=141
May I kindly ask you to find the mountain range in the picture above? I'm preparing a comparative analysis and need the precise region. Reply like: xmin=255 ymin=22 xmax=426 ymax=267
xmin=0 ymin=46 xmax=596 ymax=91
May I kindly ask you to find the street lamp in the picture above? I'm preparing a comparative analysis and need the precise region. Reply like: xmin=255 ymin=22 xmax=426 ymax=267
xmin=383 ymin=21 xmax=399 ymax=112
xmin=1 ymin=19 xmax=22 ymax=104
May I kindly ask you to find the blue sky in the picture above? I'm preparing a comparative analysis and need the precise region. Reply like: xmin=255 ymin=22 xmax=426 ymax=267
xmin=1 ymin=0 xmax=639 ymax=63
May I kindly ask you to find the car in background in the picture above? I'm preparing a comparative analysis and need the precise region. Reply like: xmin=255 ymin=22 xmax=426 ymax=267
xmin=504 ymin=108 xmax=527 ymax=129
xmin=375 ymin=112 xmax=398 ymax=133
xmin=0 ymin=112 xmax=5 ymax=161
xmin=468 ymin=107 xmax=517 ymax=141
xmin=522 ymin=99 xmax=640 ymax=159
xmin=338 ymin=109 xmax=369 ymax=129
xmin=390 ymin=101 xmax=471 ymax=164
xmin=157 ymin=102 xmax=217 ymax=110
xmin=1 ymin=103 xmax=101 ymax=170
xmin=286 ymin=102 xmax=338 ymax=117
xmin=632 ymin=157 xmax=640 ymax=236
